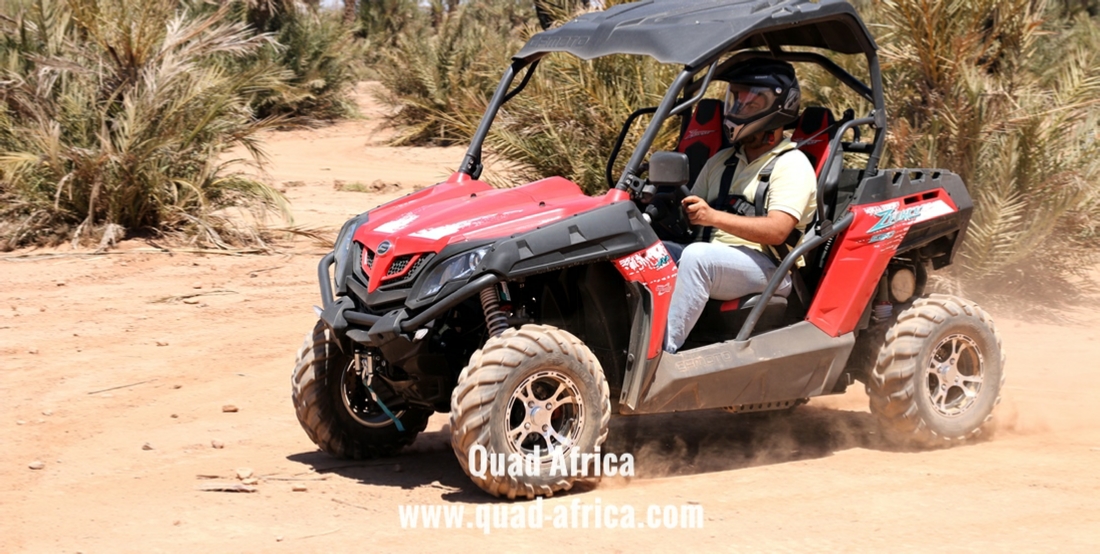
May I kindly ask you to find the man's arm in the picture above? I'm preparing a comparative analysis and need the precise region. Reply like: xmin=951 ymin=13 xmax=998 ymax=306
xmin=682 ymin=196 xmax=797 ymax=246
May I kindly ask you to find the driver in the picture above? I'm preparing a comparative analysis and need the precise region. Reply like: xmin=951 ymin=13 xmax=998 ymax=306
xmin=665 ymin=59 xmax=817 ymax=353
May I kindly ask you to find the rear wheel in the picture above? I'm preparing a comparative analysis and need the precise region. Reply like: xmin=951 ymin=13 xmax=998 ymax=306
xmin=292 ymin=321 xmax=430 ymax=459
xmin=450 ymin=324 xmax=611 ymax=499
xmin=868 ymin=294 xmax=1005 ymax=447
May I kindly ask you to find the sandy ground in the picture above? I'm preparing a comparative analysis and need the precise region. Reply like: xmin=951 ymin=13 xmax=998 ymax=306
xmin=3 ymin=85 xmax=1100 ymax=553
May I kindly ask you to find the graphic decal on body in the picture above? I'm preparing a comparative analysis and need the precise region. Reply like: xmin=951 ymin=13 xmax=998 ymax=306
xmin=374 ymin=212 xmax=419 ymax=234
xmin=864 ymin=199 xmax=955 ymax=234
xmin=911 ymin=199 xmax=954 ymax=223
xmin=613 ymin=242 xmax=677 ymax=360
xmin=617 ymin=243 xmax=672 ymax=274
xmin=409 ymin=209 xmax=545 ymax=241
xmin=867 ymin=204 xmax=923 ymax=233
xmin=868 ymin=231 xmax=895 ymax=244
xmin=675 ymin=350 xmax=735 ymax=372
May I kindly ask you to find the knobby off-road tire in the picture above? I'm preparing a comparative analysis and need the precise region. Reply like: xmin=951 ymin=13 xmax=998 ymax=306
xmin=868 ymin=294 xmax=1005 ymax=447
xmin=450 ymin=324 xmax=611 ymax=499
xmin=292 ymin=321 xmax=430 ymax=459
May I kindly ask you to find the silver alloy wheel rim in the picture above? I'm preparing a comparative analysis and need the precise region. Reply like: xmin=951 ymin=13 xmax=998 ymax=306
xmin=342 ymin=361 xmax=405 ymax=428
xmin=506 ymin=370 xmax=585 ymax=460
xmin=925 ymin=333 xmax=984 ymax=417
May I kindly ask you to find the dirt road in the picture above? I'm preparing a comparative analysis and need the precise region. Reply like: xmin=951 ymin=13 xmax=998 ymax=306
xmin=3 ymin=87 xmax=1099 ymax=552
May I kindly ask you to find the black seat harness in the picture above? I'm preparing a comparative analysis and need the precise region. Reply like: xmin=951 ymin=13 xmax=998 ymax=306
xmin=702 ymin=149 xmax=802 ymax=262
xmin=699 ymin=149 xmax=814 ymax=306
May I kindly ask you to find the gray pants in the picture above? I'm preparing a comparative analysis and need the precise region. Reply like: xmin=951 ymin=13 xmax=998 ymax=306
xmin=664 ymin=242 xmax=791 ymax=353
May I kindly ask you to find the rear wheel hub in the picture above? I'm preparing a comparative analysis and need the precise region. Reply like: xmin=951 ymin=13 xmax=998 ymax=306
xmin=925 ymin=334 xmax=984 ymax=417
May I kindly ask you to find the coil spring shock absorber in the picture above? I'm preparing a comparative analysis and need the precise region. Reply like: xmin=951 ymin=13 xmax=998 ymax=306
xmin=479 ymin=285 xmax=509 ymax=337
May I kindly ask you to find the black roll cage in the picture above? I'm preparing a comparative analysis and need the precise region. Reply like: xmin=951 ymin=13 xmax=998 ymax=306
xmin=459 ymin=39 xmax=887 ymax=206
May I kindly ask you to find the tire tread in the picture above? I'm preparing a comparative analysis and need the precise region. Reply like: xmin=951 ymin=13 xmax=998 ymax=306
xmin=292 ymin=322 xmax=429 ymax=459
xmin=868 ymin=294 xmax=1006 ymax=447
xmin=450 ymin=324 xmax=611 ymax=499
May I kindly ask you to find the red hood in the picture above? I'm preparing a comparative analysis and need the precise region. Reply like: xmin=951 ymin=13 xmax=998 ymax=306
xmin=352 ymin=172 xmax=629 ymax=291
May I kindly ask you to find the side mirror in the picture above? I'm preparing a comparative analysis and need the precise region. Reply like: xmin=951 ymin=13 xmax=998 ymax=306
xmin=648 ymin=151 xmax=690 ymax=188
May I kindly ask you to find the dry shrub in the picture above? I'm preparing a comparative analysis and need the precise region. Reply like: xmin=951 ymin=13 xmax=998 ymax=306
xmin=0 ymin=0 xmax=290 ymax=249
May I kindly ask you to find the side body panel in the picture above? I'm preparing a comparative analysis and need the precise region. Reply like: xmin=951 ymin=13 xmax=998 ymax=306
xmin=611 ymin=242 xmax=678 ymax=360
xmin=808 ymin=169 xmax=971 ymax=337
xmin=623 ymin=322 xmax=855 ymax=414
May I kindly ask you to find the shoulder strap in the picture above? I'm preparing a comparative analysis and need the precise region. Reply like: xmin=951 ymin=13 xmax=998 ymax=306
xmin=757 ymin=150 xmax=806 ymax=263
xmin=702 ymin=148 xmax=797 ymax=243
xmin=752 ymin=150 xmax=786 ymax=217
xmin=714 ymin=157 xmax=739 ymax=210
xmin=702 ymin=157 xmax=740 ymax=242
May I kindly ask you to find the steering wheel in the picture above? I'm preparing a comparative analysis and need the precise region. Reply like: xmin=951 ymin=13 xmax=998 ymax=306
xmin=645 ymin=185 xmax=696 ymax=242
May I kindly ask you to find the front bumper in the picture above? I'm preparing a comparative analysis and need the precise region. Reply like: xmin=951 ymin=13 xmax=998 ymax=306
xmin=316 ymin=251 xmax=497 ymax=345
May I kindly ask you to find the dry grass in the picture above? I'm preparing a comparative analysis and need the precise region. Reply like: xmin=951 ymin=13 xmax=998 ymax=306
xmin=0 ymin=0 xmax=291 ymax=250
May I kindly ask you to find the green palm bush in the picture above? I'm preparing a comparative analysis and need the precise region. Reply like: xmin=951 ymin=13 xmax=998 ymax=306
xmin=205 ymin=0 xmax=361 ymax=122
xmin=460 ymin=0 xmax=680 ymax=194
xmin=358 ymin=0 xmax=421 ymax=47
xmin=0 ymin=0 xmax=289 ymax=249
xmin=249 ymin=6 xmax=361 ymax=121
xmin=371 ymin=0 xmax=532 ymax=146
xmin=872 ymin=0 xmax=1100 ymax=296
xmin=373 ymin=0 xmax=677 ymax=192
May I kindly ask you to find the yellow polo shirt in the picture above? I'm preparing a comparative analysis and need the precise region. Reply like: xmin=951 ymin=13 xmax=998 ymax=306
xmin=690 ymin=138 xmax=817 ymax=257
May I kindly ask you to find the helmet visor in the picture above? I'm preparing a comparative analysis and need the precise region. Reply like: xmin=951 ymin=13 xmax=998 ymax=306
xmin=724 ymin=84 xmax=779 ymax=123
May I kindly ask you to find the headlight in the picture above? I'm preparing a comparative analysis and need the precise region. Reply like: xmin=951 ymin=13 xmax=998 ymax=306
xmin=333 ymin=214 xmax=368 ymax=287
xmin=418 ymin=246 xmax=491 ymax=299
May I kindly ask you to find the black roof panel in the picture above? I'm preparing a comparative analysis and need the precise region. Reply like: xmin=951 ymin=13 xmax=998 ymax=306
xmin=515 ymin=0 xmax=876 ymax=66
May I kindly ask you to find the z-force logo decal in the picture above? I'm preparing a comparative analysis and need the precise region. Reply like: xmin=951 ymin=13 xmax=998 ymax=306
xmin=863 ymin=199 xmax=956 ymax=234
xmin=867 ymin=205 xmax=923 ymax=233
xmin=859 ymin=198 xmax=957 ymax=250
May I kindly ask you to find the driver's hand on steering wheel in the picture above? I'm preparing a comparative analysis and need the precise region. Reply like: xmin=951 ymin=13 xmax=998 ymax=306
xmin=682 ymin=195 xmax=716 ymax=227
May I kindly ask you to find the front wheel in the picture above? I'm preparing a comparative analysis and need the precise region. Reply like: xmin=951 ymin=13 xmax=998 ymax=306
xmin=292 ymin=321 xmax=430 ymax=459
xmin=868 ymin=294 xmax=1005 ymax=447
xmin=450 ymin=324 xmax=611 ymax=499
